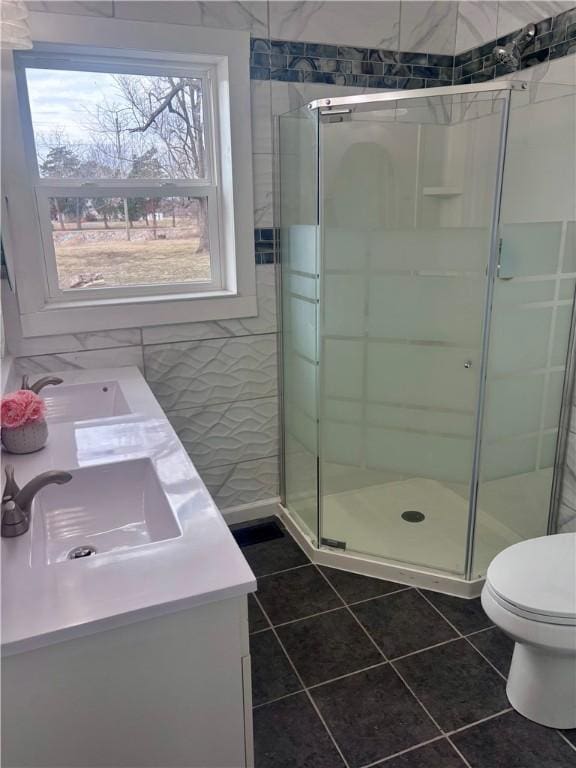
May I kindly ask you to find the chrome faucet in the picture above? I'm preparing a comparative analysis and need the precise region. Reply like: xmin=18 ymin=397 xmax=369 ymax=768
xmin=21 ymin=375 xmax=64 ymax=394
xmin=1 ymin=465 xmax=72 ymax=538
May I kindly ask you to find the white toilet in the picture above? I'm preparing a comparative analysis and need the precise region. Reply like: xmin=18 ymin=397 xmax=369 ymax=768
xmin=481 ymin=532 xmax=576 ymax=730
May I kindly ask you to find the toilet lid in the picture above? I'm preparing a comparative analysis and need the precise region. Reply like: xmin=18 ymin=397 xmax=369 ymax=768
xmin=486 ymin=533 xmax=576 ymax=621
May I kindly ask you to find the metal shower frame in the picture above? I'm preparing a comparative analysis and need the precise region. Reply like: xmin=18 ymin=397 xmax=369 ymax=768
xmin=277 ymin=79 xmax=576 ymax=584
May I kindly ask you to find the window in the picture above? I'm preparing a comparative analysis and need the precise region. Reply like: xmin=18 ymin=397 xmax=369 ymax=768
xmin=23 ymin=60 xmax=222 ymax=298
xmin=2 ymin=14 xmax=256 ymax=336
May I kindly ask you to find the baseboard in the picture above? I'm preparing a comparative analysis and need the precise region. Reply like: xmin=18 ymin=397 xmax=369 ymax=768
xmin=221 ymin=497 xmax=281 ymax=525
xmin=224 ymin=500 xmax=485 ymax=598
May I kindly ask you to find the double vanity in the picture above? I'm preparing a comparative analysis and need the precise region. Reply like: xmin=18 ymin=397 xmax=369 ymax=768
xmin=1 ymin=367 xmax=256 ymax=767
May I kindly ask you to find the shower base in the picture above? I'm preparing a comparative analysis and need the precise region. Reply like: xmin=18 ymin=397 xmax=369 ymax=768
xmin=280 ymin=471 xmax=551 ymax=598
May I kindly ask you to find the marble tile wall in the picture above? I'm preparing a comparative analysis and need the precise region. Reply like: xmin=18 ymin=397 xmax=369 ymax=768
xmin=453 ymin=4 xmax=576 ymax=83
xmin=455 ymin=1 xmax=576 ymax=52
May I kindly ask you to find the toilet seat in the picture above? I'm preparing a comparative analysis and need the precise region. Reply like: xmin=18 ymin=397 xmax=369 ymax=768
xmin=485 ymin=533 xmax=576 ymax=626
xmin=485 ymin=580 xmax=576 ymax=626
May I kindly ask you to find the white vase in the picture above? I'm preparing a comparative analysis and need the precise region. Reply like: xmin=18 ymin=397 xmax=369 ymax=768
xmin=1 ymin=420 xmax=48 ymax=454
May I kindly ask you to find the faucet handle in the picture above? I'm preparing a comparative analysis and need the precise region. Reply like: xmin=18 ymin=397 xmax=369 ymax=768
xmin=21 ymin=375 xmax=64 ymax=394
xmin=2 ymin=465 xmax=20 ymax=501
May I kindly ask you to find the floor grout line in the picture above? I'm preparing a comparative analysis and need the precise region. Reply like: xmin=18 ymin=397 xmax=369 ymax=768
xmin=414 ymin=590 xmax=509 ymax=681
xmin=415 ymin=589 xmax=466 ymax=637
xmin=251 ymin=688 xmax=303 ymax=711
xmin=356 ymin=735 xmax=448 ymax=768
xmin=255 ymin=561 xmax=313 ymax=580
xmin=252 ymin=592 xmax=352 ymax=768
xmin=462 ymin=625 xmax=495 ymax=638
xmin=315 ymin=564 xmax=446 ymax=738
xmin=249 ymin=533 xmax=569 ymax=767
xmin=265 ymin=604 xmax=345 ymax=629
xmin=305 ymin=660 xmax=390 ymax=691
xmin=446 ymin=707 xmax=514 ymax=736
xmin=389 ymin=636 xmax=462 ymax=662
xmin=462 ymin=634 xmax=508 ymax=681
xmin=313 ymin=565 xmax=391 ymax=662
xmin=389 ymin=660 xmax=446 ymax=735
xmin=344 ymin=586 xmax=414 ymax=607
xmin=446 ymin=735 xmax=474 ymax=768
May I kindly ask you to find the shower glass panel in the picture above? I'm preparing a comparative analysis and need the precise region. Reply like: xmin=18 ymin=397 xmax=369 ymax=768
xmin=279 ymin=105 xmax=320 ymax=544
xmin=471 ymin=83 xmax=576 ymax=577
xmin=318 ymin=92 xmax=508 ymax=575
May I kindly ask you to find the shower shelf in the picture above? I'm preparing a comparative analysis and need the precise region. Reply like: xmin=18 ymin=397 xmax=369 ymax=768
xmin=422 ymin=186 xmax=463 ymax=197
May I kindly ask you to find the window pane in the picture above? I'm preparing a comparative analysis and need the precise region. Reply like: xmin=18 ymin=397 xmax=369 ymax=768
xmin=48 ymin=196 xmax=211 ymax=289
xmin=26 ymin=69 xmax=207 ymax=180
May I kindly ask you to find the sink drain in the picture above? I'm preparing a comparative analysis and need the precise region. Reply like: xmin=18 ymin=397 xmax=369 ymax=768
xmin=401 ymin=511 xmax=426 ymax=523
xmin=68 ymin=545 xmax=97 ymax=559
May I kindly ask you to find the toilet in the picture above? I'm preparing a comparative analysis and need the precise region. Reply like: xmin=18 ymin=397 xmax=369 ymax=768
xmin=481 ymin=532 xmax=576 ymax=730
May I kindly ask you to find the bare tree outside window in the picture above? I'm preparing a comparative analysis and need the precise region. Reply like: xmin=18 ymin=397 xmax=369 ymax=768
xmin=26 ymin=68 xmax=213 ymax=290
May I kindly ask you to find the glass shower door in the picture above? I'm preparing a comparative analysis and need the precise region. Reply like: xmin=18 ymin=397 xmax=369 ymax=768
xmin=471 ymin=83 xmax=576 ymax=577
xmin=318 ymin=92 xmax=508 ymax=575
xmin=279 ymin=106 xmax=320 ymax=544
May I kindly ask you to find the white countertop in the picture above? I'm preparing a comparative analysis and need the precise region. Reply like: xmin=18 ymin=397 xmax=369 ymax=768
xmin=1 ymin=367 xmax=256 ymax=656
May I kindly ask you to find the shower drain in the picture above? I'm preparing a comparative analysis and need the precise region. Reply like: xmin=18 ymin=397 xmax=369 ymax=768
xmin=68 ymin=545 xmax=97 ymax=559
xmin=401 ymin=511 xmax=426 ymax=523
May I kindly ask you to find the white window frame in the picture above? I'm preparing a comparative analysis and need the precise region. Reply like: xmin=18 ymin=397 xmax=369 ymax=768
xmin=1 ymin=13 xmax=256 ymax=337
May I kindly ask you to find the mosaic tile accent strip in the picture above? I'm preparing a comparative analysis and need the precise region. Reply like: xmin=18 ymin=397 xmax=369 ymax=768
xmin=250 ymin=6 xmax=576 ymax=90
xmin=250 ymin=37 xmax=453 ymax=89
xmin=255 ymin=227 xmax=276 ymax=265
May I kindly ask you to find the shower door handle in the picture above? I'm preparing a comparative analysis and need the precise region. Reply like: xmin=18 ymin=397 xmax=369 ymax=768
xmin=464 ymin=360 xmax=473 ymax=369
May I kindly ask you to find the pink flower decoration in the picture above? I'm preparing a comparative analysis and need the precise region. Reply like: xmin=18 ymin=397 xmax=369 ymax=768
xmin=1 ymin=390 xmax=46 ymax=429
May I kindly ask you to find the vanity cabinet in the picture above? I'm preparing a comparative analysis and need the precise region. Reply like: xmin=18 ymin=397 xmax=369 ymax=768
xmin=2 ymin=595 xmax=253 ymax=767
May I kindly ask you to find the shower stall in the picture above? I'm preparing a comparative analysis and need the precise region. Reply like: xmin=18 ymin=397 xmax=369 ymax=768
xmin=278 ymin=81 xmax=576 ymax=594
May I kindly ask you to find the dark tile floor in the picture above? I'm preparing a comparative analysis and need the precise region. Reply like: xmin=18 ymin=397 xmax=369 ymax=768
xmin=240 ymin=518 xmax=576 ymax=768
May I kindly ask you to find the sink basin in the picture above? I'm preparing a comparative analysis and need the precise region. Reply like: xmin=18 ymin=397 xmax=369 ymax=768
xmin=30 ymin=458 xmax=181 ymax=566
xmin=42 ymin=381 xmax=131 ymax=423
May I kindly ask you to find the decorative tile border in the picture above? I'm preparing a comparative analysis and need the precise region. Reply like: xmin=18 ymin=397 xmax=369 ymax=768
xmin=250 ymin=38 xmax=453 ymax=90
xmin=454 ymin=6 xmax=576 ymax=84
xmin=255 ymin=228 xmax=276 ymax=264
xmin=250 ymin=6 xmax=576 ymax=90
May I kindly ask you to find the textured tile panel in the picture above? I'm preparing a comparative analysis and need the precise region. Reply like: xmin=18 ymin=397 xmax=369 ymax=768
xmin=142 ymin=265 xmax=276 ymax=344
xmin=200 ymin=455 xmax=279 ymax=508
xmin=144 ymin=334 xmax=277 ymax=411
xmin=167 ymin=396 xmax=278 ymax=470
xmin=16 ymin=346 xmax=144 ymax=374
xmin=9 ymin=328 xmax=142 ymax=357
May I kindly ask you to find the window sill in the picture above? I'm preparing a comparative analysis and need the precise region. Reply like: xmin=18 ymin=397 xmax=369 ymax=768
xmin=19 ymin=293 xmax=258 ymax=338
